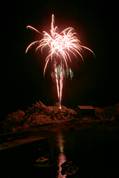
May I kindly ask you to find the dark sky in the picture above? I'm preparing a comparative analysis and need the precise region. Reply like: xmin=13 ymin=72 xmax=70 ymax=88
xmin=0 ymin=0 xmax=119 ymax=118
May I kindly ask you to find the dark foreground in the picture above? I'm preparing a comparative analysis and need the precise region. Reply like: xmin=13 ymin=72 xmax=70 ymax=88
xmin=0 ymin=120 xmax=119 ymax=178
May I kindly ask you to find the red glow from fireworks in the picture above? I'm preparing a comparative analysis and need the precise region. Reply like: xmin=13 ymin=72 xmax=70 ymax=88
xmin=26 ymin=14 xmax=94 ymax=109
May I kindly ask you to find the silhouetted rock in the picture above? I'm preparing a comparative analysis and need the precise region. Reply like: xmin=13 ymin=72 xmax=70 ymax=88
xmin=61 ymin=161 xmax=79 ymax=176
xmin=1 ymin=101 xmax=119 ymax=134
xmin=1 ymin=101 xmax=77 ymax=133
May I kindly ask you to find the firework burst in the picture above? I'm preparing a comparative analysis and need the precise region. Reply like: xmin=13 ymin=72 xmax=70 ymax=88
xmin=26 ymin=14 xmax=94 ymax=109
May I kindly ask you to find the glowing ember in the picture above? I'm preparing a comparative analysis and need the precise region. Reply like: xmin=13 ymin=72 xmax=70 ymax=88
xmin=26 ymin=14 xmax=94 ymax=109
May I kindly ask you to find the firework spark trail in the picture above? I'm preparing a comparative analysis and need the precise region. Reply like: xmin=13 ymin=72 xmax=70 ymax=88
xmin=26 ymin=14 xmax=94 ymax=109
xmin=55 ymin=67 xmax=60 ymax=101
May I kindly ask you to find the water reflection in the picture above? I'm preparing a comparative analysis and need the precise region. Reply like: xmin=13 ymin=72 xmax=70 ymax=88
xmin=1 ymin=124 xmax=118 ymax=178
xmin=57 ymin=133 xmax=67 ymax=178
xmin=58 ymin=152 xmax=67 ymax=178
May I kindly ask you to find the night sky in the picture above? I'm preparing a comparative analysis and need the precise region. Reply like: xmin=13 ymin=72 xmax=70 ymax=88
xmin=0 ymin=0 xmax=118 ymax=118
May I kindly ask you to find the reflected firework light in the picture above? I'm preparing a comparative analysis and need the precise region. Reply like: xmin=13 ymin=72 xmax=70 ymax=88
xmin=57 ymin=133 xmax=65 ymax=153
xmin=26 ymin=14 xmax=94 ymax=108
xmin=57 ymin=133 xmax=66 ymax=178
xmin=58 ymin=153 xmax=66 ymax=178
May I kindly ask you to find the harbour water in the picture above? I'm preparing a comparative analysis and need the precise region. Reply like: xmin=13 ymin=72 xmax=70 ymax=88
xmin=0 ymin=122 xmax=119 ymax=178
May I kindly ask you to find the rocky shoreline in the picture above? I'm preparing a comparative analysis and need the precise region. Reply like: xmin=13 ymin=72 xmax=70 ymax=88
xmin=0 ymin=101 xmax=119 ymax=134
